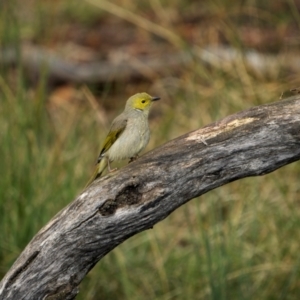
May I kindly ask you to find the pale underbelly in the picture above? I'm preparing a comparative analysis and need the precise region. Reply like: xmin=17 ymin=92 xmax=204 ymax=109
xmin=105 ymin=127 xmax=150 ymax=161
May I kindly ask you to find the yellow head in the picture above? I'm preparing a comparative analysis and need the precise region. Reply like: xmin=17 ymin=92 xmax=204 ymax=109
xmin=125 ymin=93 xmax=160 ymax=113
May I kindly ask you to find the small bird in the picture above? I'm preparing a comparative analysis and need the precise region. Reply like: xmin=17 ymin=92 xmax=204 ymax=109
xmin=85 ymin=92 xmax=160 ymax=187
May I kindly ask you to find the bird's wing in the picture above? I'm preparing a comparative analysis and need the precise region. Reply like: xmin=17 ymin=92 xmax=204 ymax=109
xmin=97 ymin=115 xmax=128 ymax=162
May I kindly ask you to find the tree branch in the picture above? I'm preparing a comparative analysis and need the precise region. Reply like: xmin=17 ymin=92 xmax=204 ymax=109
xmin=1 ymin=96 xmax=300 ymax=299
xmin=2 ymin=45 xmax=300 ymax=83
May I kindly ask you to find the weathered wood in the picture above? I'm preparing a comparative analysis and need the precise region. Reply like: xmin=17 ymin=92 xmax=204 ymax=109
xmin=2 ymin=45 xmax=300 ymax=83
xmin=1 ymin=96 xmax=300 ymax=299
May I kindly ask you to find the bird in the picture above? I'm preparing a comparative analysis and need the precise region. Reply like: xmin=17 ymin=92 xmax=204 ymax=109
xmin=85 ymin=92 xmax=160 ymax=187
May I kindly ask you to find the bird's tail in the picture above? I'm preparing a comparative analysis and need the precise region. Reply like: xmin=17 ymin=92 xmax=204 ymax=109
xmin=84 ymin=158 xmax=108 ymax=189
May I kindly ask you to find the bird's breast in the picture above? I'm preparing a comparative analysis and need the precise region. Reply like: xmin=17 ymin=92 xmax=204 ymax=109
xmin=106 ymin=114 xmax=150 ymax=161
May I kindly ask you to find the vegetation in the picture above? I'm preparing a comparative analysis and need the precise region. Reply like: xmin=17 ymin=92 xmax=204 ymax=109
xmin=1 ymin=0 xmax=300 ymax=299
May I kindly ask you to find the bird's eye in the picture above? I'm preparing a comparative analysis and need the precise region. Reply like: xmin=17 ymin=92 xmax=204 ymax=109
xmin=141 ymin=100 xmax=146 ymax=103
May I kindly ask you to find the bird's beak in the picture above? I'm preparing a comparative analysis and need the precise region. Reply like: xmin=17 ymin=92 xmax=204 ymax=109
xmin=151 ymin=96 xmax=160 ymax=101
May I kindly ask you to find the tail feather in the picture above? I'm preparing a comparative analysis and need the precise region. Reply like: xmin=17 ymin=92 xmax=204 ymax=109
xmin=84 ymin=158 xmax=108 ymax=189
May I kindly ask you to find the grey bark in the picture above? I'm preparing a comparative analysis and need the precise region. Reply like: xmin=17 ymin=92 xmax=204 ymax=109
xmin=1 ymin=95 xmax=300 ymax=299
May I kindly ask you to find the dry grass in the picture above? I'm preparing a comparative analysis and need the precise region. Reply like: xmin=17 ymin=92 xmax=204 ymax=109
xmin=1 ymin=0 xmax=300 ymax=299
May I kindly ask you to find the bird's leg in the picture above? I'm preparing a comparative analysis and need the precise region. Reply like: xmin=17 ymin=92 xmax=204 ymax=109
xmin=129 ymin=155 xmax=139 ymax=163
xmin=107 ymin=159 xmax=117 ymax=173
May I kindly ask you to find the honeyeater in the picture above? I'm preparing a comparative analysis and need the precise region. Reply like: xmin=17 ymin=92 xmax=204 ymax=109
xmin=85 ymin=92 xmax=160 ymax=187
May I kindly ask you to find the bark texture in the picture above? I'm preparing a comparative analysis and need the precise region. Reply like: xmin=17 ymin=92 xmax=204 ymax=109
xmin=1 ymin=96 xmax=300 ymax=299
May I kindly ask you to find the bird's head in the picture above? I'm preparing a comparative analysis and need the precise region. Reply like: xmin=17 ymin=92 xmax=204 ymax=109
xmin=125 ymin=93 xmax=160 ymax=113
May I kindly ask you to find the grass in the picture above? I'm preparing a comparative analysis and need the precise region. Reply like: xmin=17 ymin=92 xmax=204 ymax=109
xmin=1 ymin=0 xmax=300 ymax=299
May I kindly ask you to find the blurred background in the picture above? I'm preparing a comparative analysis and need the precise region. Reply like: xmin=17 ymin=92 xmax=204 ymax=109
xmin=1 ymin=0 xmax=300 ymax=299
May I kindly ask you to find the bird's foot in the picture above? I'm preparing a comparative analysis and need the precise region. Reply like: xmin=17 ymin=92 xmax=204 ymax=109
xmin=129 ymin=155 xmax=139 ymax=163
xmin=107 ymin=160 xmax=117 ymax=173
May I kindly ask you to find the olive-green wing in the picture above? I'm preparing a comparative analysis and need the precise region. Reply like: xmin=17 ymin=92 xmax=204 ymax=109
xmin=97 ymin=116 xmax=127 ymax=162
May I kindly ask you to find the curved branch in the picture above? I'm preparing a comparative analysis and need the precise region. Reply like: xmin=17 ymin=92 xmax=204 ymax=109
xmin=1 ymin=96 xmax=300 ymax=299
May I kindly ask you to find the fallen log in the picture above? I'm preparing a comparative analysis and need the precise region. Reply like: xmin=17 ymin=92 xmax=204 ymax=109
xmin=1 ymin=45 xmax=299 ymax=83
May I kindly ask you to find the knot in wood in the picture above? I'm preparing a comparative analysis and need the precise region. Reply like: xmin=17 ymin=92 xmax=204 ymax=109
xmin=99 ymin=184 xmax=142 ymax=216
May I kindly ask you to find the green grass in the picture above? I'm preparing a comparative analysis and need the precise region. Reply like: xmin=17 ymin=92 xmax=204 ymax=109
xmin=1 ymin=0 xmax=300 ymax=299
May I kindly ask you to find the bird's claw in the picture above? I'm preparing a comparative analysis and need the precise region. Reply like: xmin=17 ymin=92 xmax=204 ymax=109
xmin=129 ymin=155 xmax=139 ymax=163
